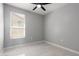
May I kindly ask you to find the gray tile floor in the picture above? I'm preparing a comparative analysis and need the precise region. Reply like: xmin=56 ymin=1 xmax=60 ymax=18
xmin=0 ymin=42 xmax=79 ymax=56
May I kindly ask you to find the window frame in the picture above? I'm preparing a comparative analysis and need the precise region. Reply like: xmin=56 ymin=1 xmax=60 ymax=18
xmin=10 ymin=11 xmax=26 ymax=39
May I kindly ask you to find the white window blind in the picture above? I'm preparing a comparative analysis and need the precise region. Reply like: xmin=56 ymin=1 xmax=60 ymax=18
xmin=10 ymin=12 xmax=25 ymax=39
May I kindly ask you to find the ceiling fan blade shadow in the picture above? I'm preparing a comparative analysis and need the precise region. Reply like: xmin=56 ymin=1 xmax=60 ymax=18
xmin=33 ymin=6 xmax=37 ymax=10
xmin=41 ymin=6 xmax=46 ymax=11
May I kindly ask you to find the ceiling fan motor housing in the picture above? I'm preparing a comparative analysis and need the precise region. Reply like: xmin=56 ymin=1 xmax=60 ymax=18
xmin=32 ymin=3 xmax=51 ymax=11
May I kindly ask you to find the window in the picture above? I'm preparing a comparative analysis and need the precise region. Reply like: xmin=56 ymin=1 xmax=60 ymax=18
xmin=10 ymin=12 xmax=25 ymax=39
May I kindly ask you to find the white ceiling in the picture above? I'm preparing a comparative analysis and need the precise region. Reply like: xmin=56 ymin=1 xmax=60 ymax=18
xmin=7 ymin=3 xmax=68 ymax=15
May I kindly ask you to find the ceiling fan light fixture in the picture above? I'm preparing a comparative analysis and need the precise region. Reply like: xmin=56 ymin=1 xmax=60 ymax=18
xmin=37 ymin=5 xmax=41 ymax=8
xmin=32 ymin=3 xmax=52 ymax=11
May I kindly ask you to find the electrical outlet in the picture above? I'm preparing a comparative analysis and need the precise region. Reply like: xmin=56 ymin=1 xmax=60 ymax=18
xmin=31 ymin=37 xmax=32 ymax=40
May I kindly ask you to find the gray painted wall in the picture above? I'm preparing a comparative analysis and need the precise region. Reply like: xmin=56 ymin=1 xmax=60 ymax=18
xmin=0 ymin=3 xmax=4 ymax=50
xmin=45 ymin=3 xmax=79 ymax=51
xmin=4 ymin=4 xmax=44 ymax=48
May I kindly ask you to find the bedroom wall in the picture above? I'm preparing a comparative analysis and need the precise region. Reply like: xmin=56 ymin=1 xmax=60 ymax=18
xmin=4 ymin=4 xmax=44 ymax=48
xmin=0 ymin=3 xmax=4 ymax=50
xmin=45 ymin=3 xmax=79 ymax=51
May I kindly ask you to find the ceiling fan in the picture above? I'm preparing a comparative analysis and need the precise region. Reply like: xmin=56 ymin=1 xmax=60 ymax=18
xmin=31 ymin=3 xmax=51 ymax=11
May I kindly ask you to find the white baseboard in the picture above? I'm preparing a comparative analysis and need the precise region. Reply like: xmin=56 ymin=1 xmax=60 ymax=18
xmin=4 ymin=40 xmax=44 ymax=50
xmin=45 ymin=41 xmax=79 ymax=55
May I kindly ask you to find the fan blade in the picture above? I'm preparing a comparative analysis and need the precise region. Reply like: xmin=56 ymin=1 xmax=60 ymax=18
xmin=41 ymin=6 xmax=46 ymax=11
xmin=33 ymin=6 xmax=37 ymax=10
xmin=31 ymin=3 xmax=52 ymax=5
